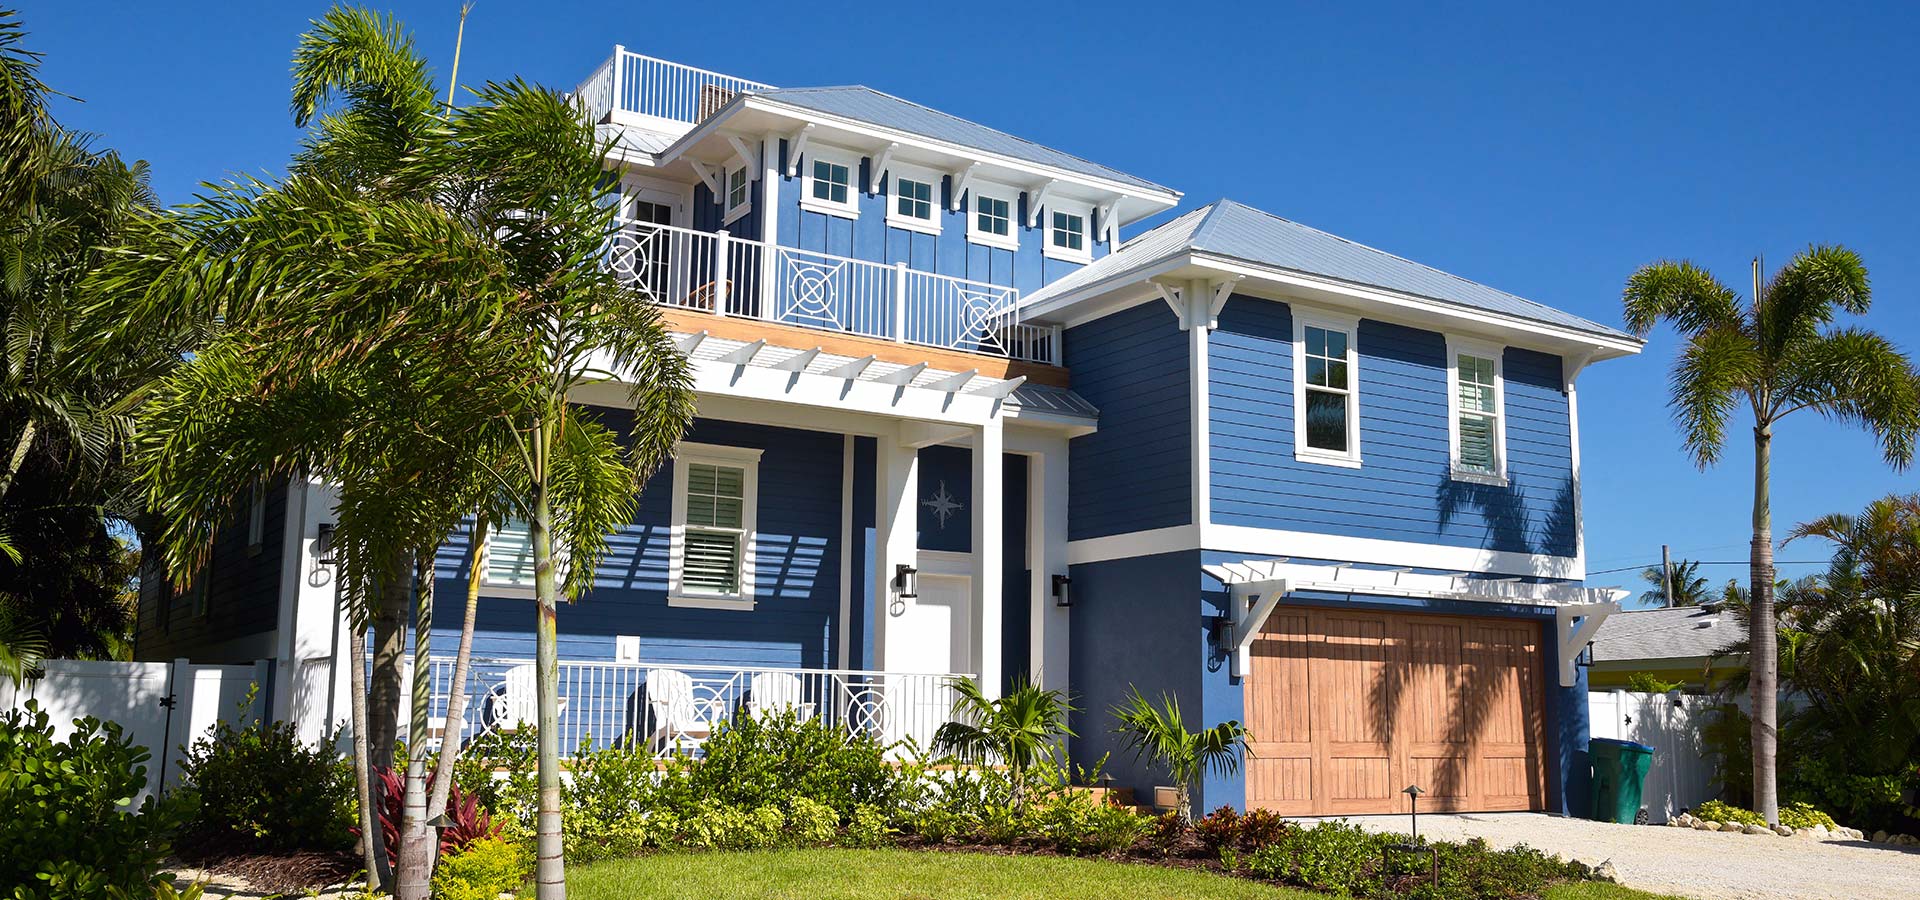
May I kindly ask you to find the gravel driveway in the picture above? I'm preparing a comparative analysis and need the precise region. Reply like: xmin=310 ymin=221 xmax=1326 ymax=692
xmin=1301 ymin=812 xmax=1920 ymax=900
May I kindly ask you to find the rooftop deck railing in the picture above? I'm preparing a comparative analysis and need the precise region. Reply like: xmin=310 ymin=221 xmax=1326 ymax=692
xmin=609 ymin=217 xmax=1060 ymax=364
xmin=421 ymin=657 xmax=968 ymax=758
xmin=574 ymin=47 xmax=775 ymax=127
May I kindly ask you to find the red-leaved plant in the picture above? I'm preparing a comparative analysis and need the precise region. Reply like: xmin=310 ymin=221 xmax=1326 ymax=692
xmin=352 ymin=766 xmax=503 ymax=866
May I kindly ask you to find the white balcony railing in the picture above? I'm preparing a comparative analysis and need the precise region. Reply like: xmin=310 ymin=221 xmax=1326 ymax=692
xmin=574 ymin=47 xmax=775 ymax=127
xmin=609 ymin=218 xmax=1061 ymax=364
xmin=423 ymin=657 xmax=968 ymax=758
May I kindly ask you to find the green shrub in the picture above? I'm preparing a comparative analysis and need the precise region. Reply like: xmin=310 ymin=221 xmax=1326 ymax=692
xmin=684 ymin=711 xmax=902 ymax=817
xmin=787 ymin=796 xmax=840 ymax=847
xmin=841 ymin=803 xmax=891 ymax=848
xmin=1626 ymin=672 xmax=1684 ymax=693
xmin=455 ymin=727 xmax=539 ymax=829
xmin=1247 ymin=819 xmax=1382 ymax=894
xmin=175 ymin=691 xmax=349 ymax=853
xmin=430 ymin=835 xmax=530 ymax=900
xmin=0 ymin=703 xmax=180 ymax=900
xmin=560 ymin=741 xmax=662 ymax=863
xmin=1695 ymin=799 xmax=1766 ymax=826
xmin=1026 ymin=792 xmax=1152 ymax=855
xmin=1778 ymin=801 xmax=1840 ymax=831
xmin=1244 ymin=821 xmax=1590 ymax=900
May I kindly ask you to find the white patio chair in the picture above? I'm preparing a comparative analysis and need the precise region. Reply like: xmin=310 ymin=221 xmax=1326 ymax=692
xmin=486 ymin=663 xmax=566 ymax=733
xmin=746 ymin=672 xmax=816 ymax=723
xmin=644 ymin=668 xmax=713 ymax=754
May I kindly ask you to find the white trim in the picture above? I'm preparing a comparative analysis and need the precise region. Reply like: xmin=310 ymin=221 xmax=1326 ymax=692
xmin=1064 ymin=521 xmax=1588 ymax=580
xmin=1186 ymin=280 xmax=1211 ymax=529
xmin=837 ymin=435 xmax=854 ymax=667
xmin=1445 ymin=335 xmax=1509 ymax=486
xmin=1565 ymin=353 xmax=1593 ymax=576
xmin=721 ymin=163 xmax=753 ymax=225
xmin=916 ymin=548 xmax=973 ymax=576
xmin=1041 ymin=199 xmax=1094 ymax=264
xmin=1291 ymin=307 xmax=1363 ymax=468
xmin=965 ymin=181 xmax=1019 ymax=252
xmin=797 ymin=144 xmax=860 ymax=220
xmin=884 ymin=161 xmax=942 ymax=236
xmin=668 ymin=442 xmax=765 ymax=610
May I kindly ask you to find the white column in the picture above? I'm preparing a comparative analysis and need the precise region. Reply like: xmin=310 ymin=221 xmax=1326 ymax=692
xmin=274 ymin=478 xmax=350 ymax=746
xmin=1187 ymin=278 xmax=1213 ymax=531
xmin=972 ymin=419 xmax=1004 ymax=698
xmin=1026 ymin=435 xmax=1071 ymax=695
xmin=873 ymin=428 xmax=918 ymax=672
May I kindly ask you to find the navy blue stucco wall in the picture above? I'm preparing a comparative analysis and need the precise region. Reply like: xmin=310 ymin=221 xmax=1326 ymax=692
xmin=1066 ymin=301 xmax=1190 ymax=540
xmin=431 ymin=415 xmax=843 ymax=670
xmin=1208 ymin=295 xmax=1576 ymax=559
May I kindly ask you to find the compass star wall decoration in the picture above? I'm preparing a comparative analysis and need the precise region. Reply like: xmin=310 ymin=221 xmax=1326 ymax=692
xmin=921 ymin=480 xmax=963 ymax=528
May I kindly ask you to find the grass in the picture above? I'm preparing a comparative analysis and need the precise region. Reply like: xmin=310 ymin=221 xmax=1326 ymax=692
xmin=569 ymin=848 xmax=1697 ymax=900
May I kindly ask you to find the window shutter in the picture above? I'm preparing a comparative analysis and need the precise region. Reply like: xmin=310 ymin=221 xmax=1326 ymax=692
xmin=682 ymin=530 xmax=742 ymax=593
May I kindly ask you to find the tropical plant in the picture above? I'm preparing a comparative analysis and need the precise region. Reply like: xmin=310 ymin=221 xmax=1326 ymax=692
xmin=1622 ymin=247 xmax=1920 ymax=823
xmin=932 ymin=676 xmax=1076 ymax=810
xmin=1109 ymin=687 xmax=1247 ymax=820
xmin=1626 ymin=671 xmax=1685 ymax=694
xmin=1640 ymin=558 xmax=1710 ymax=606
xmin=173 ymin=691 xmax=351 ymax=854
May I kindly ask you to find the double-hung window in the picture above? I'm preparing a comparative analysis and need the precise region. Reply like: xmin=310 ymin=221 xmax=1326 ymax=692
xmin=1293 ymin=313 xmax=1362 ymax=467
xmin=1447 ymin=339 xmax=1506 ymax=483
xmin=886 ymin=163 xmax=940 ymax=235
xmin=966 ymin=184 xmax=1018 ymax=250
xmin=481 ymin=518 xmax=570 ymax=595
xmin=723 ymin=165 xmax=751 ymax=223
xmin=670 ymin=443 xmax=763 ymax=609
xmin=799 ymin=146 xmax=860 ymax=219
xmin=1043 ymin=201 xmax=1092 ymax=263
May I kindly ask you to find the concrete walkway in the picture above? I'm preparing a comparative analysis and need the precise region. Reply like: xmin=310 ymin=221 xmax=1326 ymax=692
xmin=1304 ymin=812 xmax=1920 ymax=900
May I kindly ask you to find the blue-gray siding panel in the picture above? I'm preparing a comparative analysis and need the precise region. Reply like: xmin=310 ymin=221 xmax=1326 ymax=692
xmin=1066 ymin=300 xmax=1190 ymax=540
xmin=1207 ymin=296 xmax=1576 ymax=558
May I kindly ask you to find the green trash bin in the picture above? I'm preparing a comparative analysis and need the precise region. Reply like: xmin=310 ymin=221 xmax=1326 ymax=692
xmin=1589 ymin=738 xmax=1656 ymax=823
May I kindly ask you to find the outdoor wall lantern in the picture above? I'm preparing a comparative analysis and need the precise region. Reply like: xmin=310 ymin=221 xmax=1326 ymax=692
xmin=893 ymin=564 xmax=918 ymax=599
xmin=1051 ymin=573 xmax=1072 ymax=608
xmin=315 ymin=523 xmax=338 ymax=565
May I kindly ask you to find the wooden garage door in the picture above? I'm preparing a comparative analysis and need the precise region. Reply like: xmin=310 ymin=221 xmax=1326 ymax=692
xmin=1244 ymin=608 xmax=1546 ymax=815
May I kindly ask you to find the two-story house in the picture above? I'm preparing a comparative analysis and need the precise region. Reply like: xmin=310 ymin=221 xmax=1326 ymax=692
xmin=135 ymin=46 xmax=1639 ymax=817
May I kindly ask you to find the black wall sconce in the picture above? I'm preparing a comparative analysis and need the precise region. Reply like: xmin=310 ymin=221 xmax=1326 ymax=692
xmin=315 ymin=523 xmax=338 ymax=565
xmin=1209 ymin=615 xmax=1233 ymax=649
xmin=1051 ymin=573 xmax=1072 ymax=608
xmin=892 ymin=564 xmax=918 ymax=599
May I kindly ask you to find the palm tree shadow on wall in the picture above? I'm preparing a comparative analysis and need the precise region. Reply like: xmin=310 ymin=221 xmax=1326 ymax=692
xmin=1434 ymin=469 xmax=1578 ymax=562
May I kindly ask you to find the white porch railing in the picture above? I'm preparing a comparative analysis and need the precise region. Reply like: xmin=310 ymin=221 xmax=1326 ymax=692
xmin=609 ymin=218 xmax=1061 ymax=364
xmin=574 ymin=47 xmax=775 ymax=127
xmin=424 ymin=657 xmax=968 ymax=758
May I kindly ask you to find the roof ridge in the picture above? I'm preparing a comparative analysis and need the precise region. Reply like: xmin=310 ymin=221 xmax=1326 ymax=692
xmin=1184 ymin=199 xmax=1234 ymax=250
xmin=1116 ymin=205 xmax=1212 ymax=251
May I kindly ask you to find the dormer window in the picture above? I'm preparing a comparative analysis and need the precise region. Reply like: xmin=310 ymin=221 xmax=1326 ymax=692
xmin=799 ymin=146 xmax=860 ymax=219
xmin=1044 ymin=202 xmax=1091 ymax=263
xmin=723 ymin=165 xmax=751 ymax=223
xmin=967 ymin=183 xmax=1018 ymax=251
xmin=885 ymin=162 xmax=940 ymax=235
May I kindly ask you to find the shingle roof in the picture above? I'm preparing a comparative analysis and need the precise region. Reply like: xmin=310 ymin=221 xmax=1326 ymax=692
xmin=1590 ymin=606 xmax=1747 ymax=663
xmin=1025 ymin=199 xmax=1635 ymax=341
xmin=744 ymin=86 xmax=1172 ymax=195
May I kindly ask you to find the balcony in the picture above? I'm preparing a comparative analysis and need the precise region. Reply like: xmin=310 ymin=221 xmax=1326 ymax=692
xmin=610 ymin=218 xmax=1061 ymax=364
xmin=423 ymin=658 xmax=967 ymax=757
xmin=575 ymin=47 xmax=774 ymax=129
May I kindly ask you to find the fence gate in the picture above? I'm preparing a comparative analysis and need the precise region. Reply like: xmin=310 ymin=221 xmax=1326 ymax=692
xmin=1587 ymin=689 xmax=1720 ymax=822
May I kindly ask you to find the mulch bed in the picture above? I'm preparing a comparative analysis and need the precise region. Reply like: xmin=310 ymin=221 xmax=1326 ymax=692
xmin=171 ymin=846 xmax=360 ymax=895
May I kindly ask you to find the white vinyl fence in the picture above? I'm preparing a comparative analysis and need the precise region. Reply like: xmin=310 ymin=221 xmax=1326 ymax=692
xmin=1 ymin=658 xmax=270 ymax=804
xmin=1588 ymin=689 xmax=1722 ymax=822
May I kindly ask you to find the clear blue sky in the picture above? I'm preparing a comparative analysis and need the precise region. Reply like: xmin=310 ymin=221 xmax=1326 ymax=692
xmin=28 ymin=2 xmax=1920 ymax=602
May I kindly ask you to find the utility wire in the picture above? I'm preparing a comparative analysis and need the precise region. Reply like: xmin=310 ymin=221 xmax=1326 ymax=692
xmin=1586 ymin=559 xmax=1827 ymax=577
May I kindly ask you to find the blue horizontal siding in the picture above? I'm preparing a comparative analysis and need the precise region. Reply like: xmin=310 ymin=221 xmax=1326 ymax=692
xmin=1066 ymin=301 xmax=1190 ymax=540
xmin=1207 ymin=295 xmax=1575 ymax=558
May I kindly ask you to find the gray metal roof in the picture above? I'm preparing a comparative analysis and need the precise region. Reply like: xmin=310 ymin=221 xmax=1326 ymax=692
xmin=1591 ymin=605 xmax=1746 ymax=663
xmin=745 ymin=86 xmax=1172 ymax=195
xmin=1026 ymin=199 xmax=1635 ymax=341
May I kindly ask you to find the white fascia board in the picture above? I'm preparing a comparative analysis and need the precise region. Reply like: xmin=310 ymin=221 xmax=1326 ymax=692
xmin=732 ymin=98 xmax=1181 ymax=218
xmin=1066 ymin=521 xmax=1587 ymax=580
xmin=1020 ymin=252 xmax=1196 ymax=325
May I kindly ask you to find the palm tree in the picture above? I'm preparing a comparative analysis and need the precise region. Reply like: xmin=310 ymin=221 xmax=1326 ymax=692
xmin=932 ymin=677 xmax=1076 ymax=810
xmin=1640 ymin=558 xmax=1710 ymax=607
xmin=1110 ymin=687 xmax=1247 ymax=820
xmin=1621 ymin=247 xmax=1920 ymax=824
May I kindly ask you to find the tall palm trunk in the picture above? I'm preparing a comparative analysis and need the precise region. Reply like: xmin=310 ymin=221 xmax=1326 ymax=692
xmin=369 ymin=552 xmax=410 ymax=769
xmin=1750 ymin=424 xmax=1780 ymax=824
xmin=347 ymin=598 xmax=387 ymax=890
xmin=0 ymin=419 xmax=36 ymax=503
xmin=531 ymin=471 xmax=566 ymax=899
xmin=425 ymin=519 xmax=487 ymax=847
xmin=396 ymin=553 xmax=436 ymax=900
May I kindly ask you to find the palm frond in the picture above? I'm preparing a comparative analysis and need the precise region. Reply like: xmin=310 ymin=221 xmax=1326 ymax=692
xmin=1668 ymin=323 xmax=1761 ymax=467
xmin=1775 ymin=328 xmax=1920 ymax=468
xmin=1622 ymin=260 xmax=1743 ymax=337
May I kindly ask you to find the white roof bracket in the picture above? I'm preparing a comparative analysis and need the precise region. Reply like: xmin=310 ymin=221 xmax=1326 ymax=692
xmin=1229 ymin=580 xmax=1290 ymax=678
xmin=717 ymin=338 xmax=766 ymax=366
xmin=675 ymin=331 xmax=710 ymax=355
xmin=1152 ymin=281 xmax=1187 ymax=330
xmin=922 ymin=369 xmax=978 ymax=393
xmin=1207 ymin=276 xmax=1244 ymax=329
xmin=725 ymin=135 xmax=760 ymax=175
xmin=687 ymin=158 xmax=723 ymax=197
xmin=783 ymin=124 xmax=814 ymax=178
xmin=969 ymin=375 xmax=1026 ymax=400
xmin=1026 ymin=178 xmax=1058 ymax=228
xmin=824 ymin=354 xmax=875 ymax=379
xmin=866 ymin=142 xmax=898 ymax=194
xmin=768 ymin=347 xmax=822 ymax=372
xmin=949 ymin=163 xmax=979 ymax=212
xmin=1097 ymin=196 xmax=1126 ymax=243
xmin=872 ymin=362 xmax=928 ymax=386
xmin=1556 ymin=601 xmax=1619 ymax=688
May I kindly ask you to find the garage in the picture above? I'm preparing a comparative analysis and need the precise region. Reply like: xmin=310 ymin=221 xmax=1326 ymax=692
xmin=1242 ymin=607 xmax=1548 ymax=815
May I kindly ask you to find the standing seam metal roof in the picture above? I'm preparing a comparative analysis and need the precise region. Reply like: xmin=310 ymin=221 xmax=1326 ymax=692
xmin=1025 ymin=199 xmax=1635 ymax=341
xmin=743 ymin=86 xmax=1173 ymax=195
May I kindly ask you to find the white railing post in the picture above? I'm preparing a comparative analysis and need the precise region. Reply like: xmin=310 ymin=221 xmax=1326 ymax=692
xmin=892 ymin=262 xmax=909 ymax=343
xmin=714 ymin=229 xmax=730 ymax=318
xmin=1048 ymin=324 xmax=1063 ymax=365
xmin=609 ymin=45 xmax=626 ymax=119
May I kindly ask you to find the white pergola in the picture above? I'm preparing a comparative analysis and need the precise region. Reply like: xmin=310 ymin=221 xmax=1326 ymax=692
xmin=1202 ymin=558 xmax=1626 ymax=686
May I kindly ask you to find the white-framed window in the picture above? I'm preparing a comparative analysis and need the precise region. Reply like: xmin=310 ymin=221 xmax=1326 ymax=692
xmin=1043 ymin=201 xmax=1091 ymax=263
xmin=481 ymin=518 xmax=570 ymax=595
xmin=1447 ymin=337 xmax=1507 ymax=484
xmin=798 ymin=146 xmax=860 ymax=219
xmin=722 ymin=165 xmax=751 ymax=224
xmin=885 ymin=162 xmax=941 ymax=235
xmin=1292 ymin=310 xmax=1362 ymax=467
xmin=670 ymin=442 xmax=763 ymax=610
xmin=966 ymin=183 xmax=1018 ymax=251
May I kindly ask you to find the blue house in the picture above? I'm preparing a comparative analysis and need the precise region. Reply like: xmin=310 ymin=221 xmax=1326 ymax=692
xmin=137 ymin=47 xmax=1639 ymax=817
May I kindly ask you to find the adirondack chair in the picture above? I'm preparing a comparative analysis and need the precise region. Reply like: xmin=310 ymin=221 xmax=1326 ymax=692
xmin=745 ymin=671 xmax=816 ymax=723
xmin=644 ymin=668 xmax=713 ymax=754
xmin=485 ymin=663 xmax=566 ymax=733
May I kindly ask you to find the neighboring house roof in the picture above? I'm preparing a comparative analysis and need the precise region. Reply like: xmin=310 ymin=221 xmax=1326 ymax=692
xmin=1024 ymin=199 xmax=1636 ymax=341
xmin=1590 ymin=605 xmax=1747 ymax=664
xmin=743 ymin=86 xmax=1173 ymax=195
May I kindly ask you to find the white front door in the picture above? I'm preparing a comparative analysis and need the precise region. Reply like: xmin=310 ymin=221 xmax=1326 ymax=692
xmin=898 ymin=573 xmax=971 ymax=675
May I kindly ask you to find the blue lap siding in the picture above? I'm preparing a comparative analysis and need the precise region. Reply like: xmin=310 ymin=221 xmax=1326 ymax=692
xmin=1065 ymin=301 xmax=1191 ymax=540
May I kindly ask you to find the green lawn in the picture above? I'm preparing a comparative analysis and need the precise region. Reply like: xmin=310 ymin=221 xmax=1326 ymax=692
xmin=569 ymin=849 xmax=1693 ymax=900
